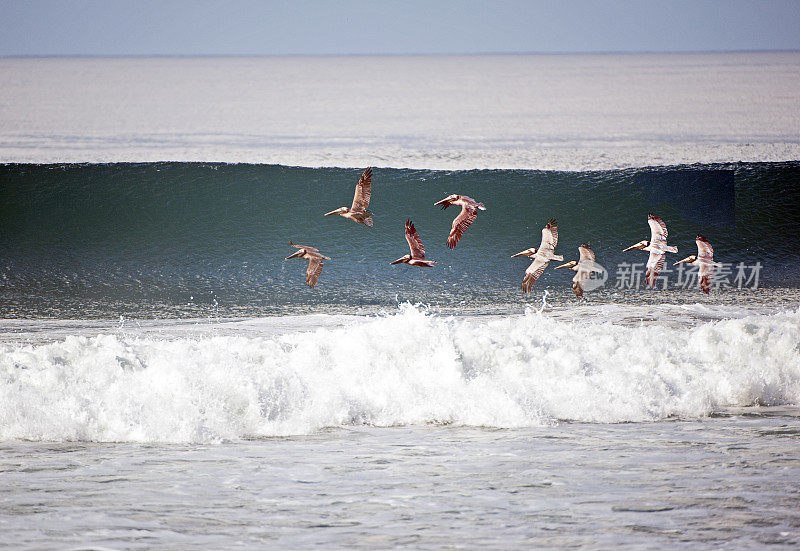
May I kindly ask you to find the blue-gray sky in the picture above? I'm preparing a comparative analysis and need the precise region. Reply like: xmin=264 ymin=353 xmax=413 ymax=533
xmin=1 ymin=0 xmax=799 ymax=56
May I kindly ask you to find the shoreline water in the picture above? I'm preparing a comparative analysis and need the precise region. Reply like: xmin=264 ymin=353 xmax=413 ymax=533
xmin=2 ymin=419 xmax=799 ymax=549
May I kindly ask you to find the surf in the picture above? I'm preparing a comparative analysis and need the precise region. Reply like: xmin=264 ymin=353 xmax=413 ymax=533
xmin=1 ymin=304 xmax=798 ymax=443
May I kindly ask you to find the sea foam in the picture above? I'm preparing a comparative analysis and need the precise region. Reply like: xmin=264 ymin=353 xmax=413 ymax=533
xmin=1 ymin=305 xmax=798 ymax=443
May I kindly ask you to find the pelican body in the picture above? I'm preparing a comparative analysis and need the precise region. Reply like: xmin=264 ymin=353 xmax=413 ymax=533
xmin=434 ymin=194 xmax=486 ymax=248
xmin=674 ymin=235 xmax=716 ymax=294
xmin=391 ymin=219 xmax=436 ymax=267
xmin=555 ymin=243 xmax=602 ymax=298
xmin=622 ymin=213 xmax=678 ymax=288
xmin=285 ymin=242 xmax=330 ymax=288
xmin=512 ymin=218 xmax=563 ymax=293
xmin=324 ymin=167 xmax=373 ymax=227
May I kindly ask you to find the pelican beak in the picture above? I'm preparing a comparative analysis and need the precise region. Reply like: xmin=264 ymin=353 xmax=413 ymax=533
xmin=674 ymin=257 xmax=692 ymax=266
xmin=324 ymin=208 xmax=344 ymax=216
xmin=555 ymin=261 xmax=575 ymax=270
xmin=511 ymin=249 xmax=531 ymax=258
xmin=622 ymin=243 xmax=641 ymax=252
xmin=390 ymin=257 xmax=406 ymax=265
xmin=434 ymin=198 xmax=450 ymax=209
xmin=285 ymin=250 xmax=303 ymax=260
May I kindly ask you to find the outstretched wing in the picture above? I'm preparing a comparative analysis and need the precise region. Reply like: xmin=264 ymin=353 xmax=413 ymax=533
xmin=350 ymin=167 xmax=372 ymax=213
xmin=447 ymin=205 xmax=478 ymax=249
xmin=306 ymin=257 xmax=324 ymax=288
xmin=522 ymin=257 xmax=549 ymax=293
xmin=405 ymin=219 xmax=426 ymax=259
xmin=538 ymin=218 xmax=558 ymax=255
xmin=696 ymin=235 xmax=714 ymax=262
xmin=645 ymin=250 xmax=665 ymax=287
xmin=289 ymin=241 xmax=319 ymax=253
xmin=578 ymin=243 xmax=595 ymax=263
xmin=648 ymin=214 xmax=668 ymax=247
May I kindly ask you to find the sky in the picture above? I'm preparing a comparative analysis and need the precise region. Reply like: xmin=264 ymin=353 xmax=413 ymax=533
xmin=1 ymin=0 xmax=799 ymax=56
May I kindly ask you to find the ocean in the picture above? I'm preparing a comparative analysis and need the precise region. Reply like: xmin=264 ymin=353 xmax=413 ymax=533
xmin=1 ymin=53 xmax=799 ymax=549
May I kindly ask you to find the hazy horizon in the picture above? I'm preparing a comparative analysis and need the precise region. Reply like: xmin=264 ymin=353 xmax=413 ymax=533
xmin=1 ymin=0 xmax=798 ymax=57
xmin=3 ymin=48 xmax=800 ymax=58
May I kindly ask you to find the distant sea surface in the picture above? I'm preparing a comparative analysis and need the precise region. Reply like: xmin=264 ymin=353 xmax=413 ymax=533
xmin=1 ymin=54 xmax=799 ymax=549
xmin=1 ymin=52 xmax=799 ymax=169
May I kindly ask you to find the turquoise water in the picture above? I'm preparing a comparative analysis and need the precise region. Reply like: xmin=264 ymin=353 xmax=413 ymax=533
xmin=1 ymin=162 xmax=798 ymax=317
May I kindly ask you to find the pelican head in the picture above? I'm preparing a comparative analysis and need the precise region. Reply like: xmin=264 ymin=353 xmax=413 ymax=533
xmin=390 ymin=255 xmax=411 ymax=265
xmin=511 ymin=248 xmax=537 ymax=258
xmin=434 ymin=194 xmax=459 ymax=209
xmin=674 ymin=255 xmax=697 ymax=266
xmin=285 ymin=249 xmax=305 ymax=260
xmin=324 ymin=207 xmax=348 ymax=216
xmin=555 ymin=260 xmax=577 ymax=270
xmin=623 ymin=240 xmax=649 ymax=252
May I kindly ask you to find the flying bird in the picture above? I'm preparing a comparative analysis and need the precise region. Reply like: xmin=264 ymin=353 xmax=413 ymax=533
xmin=324 ymin=167 xmax=374 ymax=227
xmin=555 ymin=243 xmax=603 ymax=298
xmin=285 ymin=242 xmax=330 ymax=288
xmin=674 ymin=235 xmax=716 ymax=294
xmin=390 ymin=219 xmax=437 ymax=267
xmin=511 ymin=218 xmax=564 ymax=293
xmin=434 ymin=194 xmax=486 ymax=248
xmin=622 ymin=213 xmax=678 ymax=288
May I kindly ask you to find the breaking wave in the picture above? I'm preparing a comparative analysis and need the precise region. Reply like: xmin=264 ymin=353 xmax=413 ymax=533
xmin=2 ymin=305 xmax=798 ymax=443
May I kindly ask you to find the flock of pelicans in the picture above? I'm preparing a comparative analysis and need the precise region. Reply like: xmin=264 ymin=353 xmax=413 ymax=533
xmin=285 ymin=168 xmax=719 ymax=296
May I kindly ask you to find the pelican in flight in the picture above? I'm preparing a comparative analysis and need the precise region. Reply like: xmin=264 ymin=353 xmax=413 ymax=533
xmin=390 ymin=220 xmax=437 ymax=267
xmin=622 ymin=213 xmax=678 ymax=288
xmin=555 ymin=243 xmax=603 ymax=298
xmin=285 ymin=242 xmax=330 ymax=288
xmin=674 ymin=235 xmax=716 ymax=294
xmin=433 ymin=194 xmax=486 ymax=248
xmin=511 ymin=218 xmax=563 ymax=293
xmin=324 ymin=167 xmax=373 ymax=227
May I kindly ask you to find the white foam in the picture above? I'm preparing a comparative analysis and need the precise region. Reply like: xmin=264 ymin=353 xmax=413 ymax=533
xmin=1 ymin=305 xmax=798 ymax=442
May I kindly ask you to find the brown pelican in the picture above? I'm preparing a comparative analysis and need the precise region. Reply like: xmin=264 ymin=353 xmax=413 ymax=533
xmin=674 ymin=235 xmax=716 ymax=294
xmin=511 ymin=218 xmax=563 ymax=293
xmin=285 ymin=242 xmax=330 ymax=288
xmin=555 ymin=243 xmax=602 ymax=298
xmin=324 ymin=167 xmax=373 ymax=227
xmin=433 ymin=194 xmax=486 ymax=248
xmin=390 ymin=220 xmax=437 ymax=267
xmin=622 ymin=213 xmax=678 ymax=288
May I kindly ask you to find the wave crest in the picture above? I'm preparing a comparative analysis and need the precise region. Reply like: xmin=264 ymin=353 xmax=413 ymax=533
xmin=1 ymin=305 xmax=799 ymax=442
